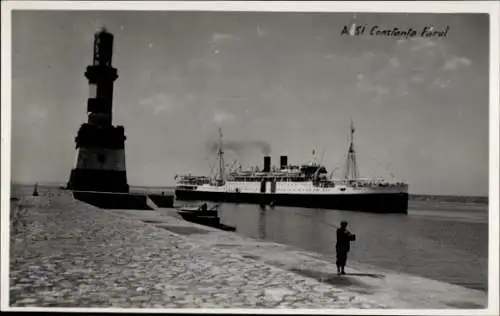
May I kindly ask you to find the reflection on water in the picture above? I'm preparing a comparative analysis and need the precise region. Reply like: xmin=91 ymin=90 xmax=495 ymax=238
xmin=258 ymin=208 xmax=266 ymax=239
xmin=215 ymin=200 xmax=488 ymax=291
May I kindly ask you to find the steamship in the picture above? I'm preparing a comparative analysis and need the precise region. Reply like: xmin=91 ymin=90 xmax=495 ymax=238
xmin=174 ymin=123 xmax=409 ymax=214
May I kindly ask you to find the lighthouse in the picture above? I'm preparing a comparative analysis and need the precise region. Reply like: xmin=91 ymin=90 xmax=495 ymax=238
xmin=67 ymin=28 xmax=129 ymax=193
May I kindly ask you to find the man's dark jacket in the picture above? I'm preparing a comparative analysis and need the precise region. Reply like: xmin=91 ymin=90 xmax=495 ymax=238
xmin=336 ymin=228 xmax=354 ymax=253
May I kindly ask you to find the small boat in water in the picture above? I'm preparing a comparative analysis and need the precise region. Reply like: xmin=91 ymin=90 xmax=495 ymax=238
xmin=176 ymin=202 xmax=236 ymax=232
xmin=178 ymin=212 xmax=220 ymax=225
xmin=177 ymin=203 xmax=219 ymax=217
xmin=217 ymin=223 xmax=237 ymax=232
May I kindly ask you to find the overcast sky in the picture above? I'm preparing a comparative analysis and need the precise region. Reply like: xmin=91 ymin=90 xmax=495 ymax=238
xmin=10 ymin=11 xmax=489 ymax=196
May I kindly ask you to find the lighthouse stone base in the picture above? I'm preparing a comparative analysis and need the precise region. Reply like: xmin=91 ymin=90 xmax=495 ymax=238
xmin=68 ymin=123 xmax=129 ymax=193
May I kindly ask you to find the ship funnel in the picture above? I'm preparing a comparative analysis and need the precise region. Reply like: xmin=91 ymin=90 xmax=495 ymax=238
xmin=280 ymin=155 xmax=288 ymax=170
xmin=263 ymin=156 xmax=271 ymax=173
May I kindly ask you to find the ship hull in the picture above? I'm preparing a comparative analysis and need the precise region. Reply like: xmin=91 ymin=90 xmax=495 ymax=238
xmin=174 ymin=189 xmax=408 ymax=214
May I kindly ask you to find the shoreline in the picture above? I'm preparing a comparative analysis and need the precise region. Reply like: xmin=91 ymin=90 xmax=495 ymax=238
xmin=10 ymin=184 xmax=489 ymax=204
xmin=8 ymin=188 xmax=487 ymax=309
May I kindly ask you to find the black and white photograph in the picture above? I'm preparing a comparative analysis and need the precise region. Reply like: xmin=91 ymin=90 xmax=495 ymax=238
xmin=1 ymin=1 xmax=499 ymax=314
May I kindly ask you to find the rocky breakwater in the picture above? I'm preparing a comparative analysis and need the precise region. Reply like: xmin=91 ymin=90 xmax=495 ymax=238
xmin=9 ymin=189 xmax=385 ymax=309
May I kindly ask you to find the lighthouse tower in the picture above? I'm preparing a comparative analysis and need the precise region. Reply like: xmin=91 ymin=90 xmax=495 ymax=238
xmin=68 ymin=28 xmax=129 ymax=193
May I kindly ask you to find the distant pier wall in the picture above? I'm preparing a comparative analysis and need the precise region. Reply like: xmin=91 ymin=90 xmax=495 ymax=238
xmin=72 ymin=190 xmax=151 ymax=210
xmin=148 ymin=194 xmax=175 ymax=208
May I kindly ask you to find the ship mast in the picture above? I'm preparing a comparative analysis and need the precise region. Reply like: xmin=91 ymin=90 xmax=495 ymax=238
xmin=344 ymin=119 xmax=359 ymax=181
xmin=217 ymin=128 xmax=225 ymax=182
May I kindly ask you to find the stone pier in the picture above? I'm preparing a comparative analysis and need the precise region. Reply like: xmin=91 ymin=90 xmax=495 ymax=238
xmin=9 ymin=187 xmax=487 ymax=310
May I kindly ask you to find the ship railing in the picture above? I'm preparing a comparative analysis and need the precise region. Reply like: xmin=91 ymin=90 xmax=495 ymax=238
xmin=208 ymin=179 xmax=226 ymax=187
xmin=356 ymin=182 xmax=407 ymax=188
xmin=228 ymin=174 xmax=309 ymax=182
xmin=177 ymin=177 xmax=211 ymax=185
xmin=313 ymin=182 xmax=336 ymax=188
xmin=332 ymin=178 xmax=408 ymax=188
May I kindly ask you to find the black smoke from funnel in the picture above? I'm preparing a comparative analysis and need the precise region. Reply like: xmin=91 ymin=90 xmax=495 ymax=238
xmin=206 ymin=140 xmax=272 ymax=156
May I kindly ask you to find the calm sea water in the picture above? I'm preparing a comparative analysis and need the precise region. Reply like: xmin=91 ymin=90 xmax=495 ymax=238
xmin=179 ymin=199 xmax=488 ymax=292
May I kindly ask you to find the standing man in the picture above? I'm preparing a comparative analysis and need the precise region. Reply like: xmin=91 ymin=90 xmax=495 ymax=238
xmin=336 ymin=220 xmax=356 ymax=275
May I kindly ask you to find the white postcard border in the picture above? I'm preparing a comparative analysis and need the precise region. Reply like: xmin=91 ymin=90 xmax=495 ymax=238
xmin=1 ymin=1 xmax=498 ymax=315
